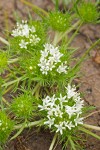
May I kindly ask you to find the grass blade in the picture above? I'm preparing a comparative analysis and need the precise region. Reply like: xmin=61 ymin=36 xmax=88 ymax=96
xmin=79 ymin=127 xmax=100 ymax=140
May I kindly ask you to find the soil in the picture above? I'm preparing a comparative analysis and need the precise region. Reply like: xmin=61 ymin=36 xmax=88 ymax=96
xmin=0 ymin=0 xmax=100 ymax=150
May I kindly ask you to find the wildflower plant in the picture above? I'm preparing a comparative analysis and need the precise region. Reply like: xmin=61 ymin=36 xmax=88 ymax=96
xmin=0 ymin=0 xmax=100 ymax=149
xmin=10 ymin=20 xmax=46 ymax=55
xmin=11 ymin=93 xmax=34 ymax=120
xmin=76 ymin=1 xmax=99 ymax=23
xmin=0 ymin=112 xmax=14 ymax=144
xmin=38 ymin=43 xmax=68 ymax=75
xmin=39 ymin=84 xmax=84 ymax=135
xmin=49 ymin=11 xmax=71 ymax=32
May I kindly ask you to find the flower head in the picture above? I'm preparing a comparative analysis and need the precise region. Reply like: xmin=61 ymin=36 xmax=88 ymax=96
xmin=49 ymin=11 xmax=71 ymax=32
xmin=12 ymin=20 xmax=41 ymax=50
xmin=57 ymin=62 xmax=68 ymax=74
xmin=38 ymin=84 xmax=84 ymax=135
xmin=38 ymin=43 xmax=68 ymax=75
xmin=19 ymin=39 xmax=28 ymax=49
xmin=77 ymin=2 xmax=98 ymax=23
xmin=66 ymin=84 xmax=76 ymax=99
xmin=11 ymin=93 xmax=34 ymax=119
xmin=55 ymin=122 xmax=65 ymax=135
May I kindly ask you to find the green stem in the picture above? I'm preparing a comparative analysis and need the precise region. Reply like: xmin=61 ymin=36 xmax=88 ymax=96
xmin=2 ymin=97 xmax=10 ymax=106
xmin=8 ymin=58 xmax=19 ymax=64
xmin=10 ymin=120 xmax=27 ymax=141
xmin=56 ymin=20 xmax=81 ymax=44
xmin=32 ymin=82 xmax=41 ymax=95
xmin=49 ymin=133 xmax=58 ymax=150
xmin=0 ymin=37 xmax=9 ymax=45
xmin=2 ymin=77 xmax=23 ymax=87
xmin=14 ymin=119 xmax=44 ymax=130
xmin=45 ymin=88 xmax=50 ymax=95
xmin=66 ymin=21 xmax=83 ymax=47
xmin=79 ymin=127 xmax=100 ymax=140
xmin=53 ymin=32 xmax=62 ymax=46
xmin=35 ymin=85 xmax=40 ymax=99
xmin=68 ymin=136 xmax=76 ymax=150
xmin=3 ymin=85 xmax=14 ymax=95
xmin=82 ymin=124 xmax=100 ymax=131
xmin=79 ymin=38 xmax=100 ymax=64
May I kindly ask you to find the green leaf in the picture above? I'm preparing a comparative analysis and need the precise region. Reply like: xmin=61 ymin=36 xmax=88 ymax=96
xmin=82 ymin=106 xmax=96 ymax=113
xmin=68 ymin=136 xmax=77 ymax=150
xmin=10 ymin=122 xmax=25 ymax=140
xmin=79 ymin=127 xmax=100 ymax=140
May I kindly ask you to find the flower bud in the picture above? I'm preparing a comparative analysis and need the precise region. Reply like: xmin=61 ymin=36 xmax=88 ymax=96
xmin=49 ymin=11 xmax=71 ymax=32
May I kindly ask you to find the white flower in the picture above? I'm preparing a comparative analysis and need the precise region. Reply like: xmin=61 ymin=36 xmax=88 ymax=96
xmin=21 ymin=24 xmax=30 ymax=37
xmin=58 ymin=94 xmax=67 ymax=109
xmin=75 ymin=100 xmax=84 ymax=114
xmin=30 ymin=26 xmax=36 ymax=33
xmin=59 ymin=94 xmax=67 ymax=103
xmin=63 ymin=121 xmax=69 ymax=128
xmin=57 ymin=62 xmax=68 ymax=74
xmin=73 ymin=92 xmax=80 ymax=101
xmin=50 ymin=95 xmax=57 ymax=105
xmin=47 ymin=109 xmax=55 ymax=116
xmin=12 ymin=22 xmax=30 ymax=37
xmin=54 ymin=105 xmax=63 ymax=118
xmin=44 ymin=44 xmax=61 ymax=58
xmin=65 ymin=105 xmax=76 ymax=118
xmin=12 ymin=21 xmax=41 ymax=47
xmin=30 ymin=35 xmax=40 ymax=45
xmin=53 ymin=52 xmax=63 ymax=63
xmin=66 ymin=84 xmax=76 ymax=99
xmin=38 ymin=104 xmax=48 ymax=111
xmin=44 ymin=116 xmax=55 ymax=128
xmin=38 ymin=84 xmax=84 ymax=135
xmin=68 ymin=122 xmax=75 ymax=130
xmin=38 ymin=95 xmax=57 ymax=112
xmin=63 ymin=121 xmax=75 ymax=130
xmin=55 ymin=122 xmax=65 ymax=134
xmin=11 ymin=29 xmax=19 ymax=37
xmin=43 ymin=95 xmax=56 ymax=107
xmin=41 ymin=49 xmax=48 ymax=57
xmin=38 ymin=43 xmax=64 ymax=75
xmin=74 ymin=116 xmax=83 ymax=126
xmin=19 ymin=40 xmax=28 ymax=49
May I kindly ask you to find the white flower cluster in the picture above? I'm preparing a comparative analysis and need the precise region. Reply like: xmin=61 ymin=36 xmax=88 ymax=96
xmin=38 ymin=84 xmax=84 ymax=135
xmin=38 ymin=43 xmax=68 ymax=75
xmin=12 ymin=20 xmax=40 ymax=49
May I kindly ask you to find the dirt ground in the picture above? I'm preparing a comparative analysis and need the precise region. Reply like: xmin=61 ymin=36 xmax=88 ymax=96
xmin=0 ymin=0 xmax=100 ymax=150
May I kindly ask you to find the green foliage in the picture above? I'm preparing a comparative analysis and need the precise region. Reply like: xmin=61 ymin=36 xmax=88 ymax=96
xmin=49 ymin=11 xmax=71 ymax=32
xmin=0 ymin=1 xmax=100 ymax=149
xmin=0 ymin=111 xmax=14 ymax=143
xmin=77 ymin=2 xmax=99 ymax=23
xmin=18 ymin=53 xmax=40 ymax=80
xmin=0 ymin=52 xmax=8 ymax=74
xmin=11 ymin=93 xmax=34 ymax=119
